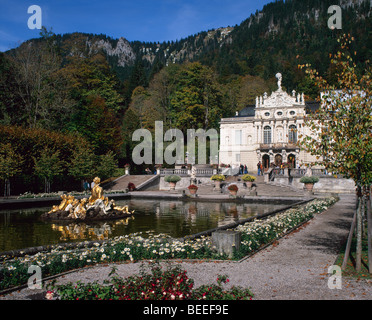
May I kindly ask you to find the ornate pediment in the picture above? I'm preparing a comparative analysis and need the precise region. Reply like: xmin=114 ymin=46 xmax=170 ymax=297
xmin=256 ymin=73 xmax=305 ymax=108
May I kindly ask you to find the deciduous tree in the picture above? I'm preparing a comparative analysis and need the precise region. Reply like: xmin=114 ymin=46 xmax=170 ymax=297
xmin=299 ymin=34 xmax=372 ymax=272
xmin=33 ymin=147 xmax=65 ymax=193
xmin=0 ymin=143 xmax=24 ymax=197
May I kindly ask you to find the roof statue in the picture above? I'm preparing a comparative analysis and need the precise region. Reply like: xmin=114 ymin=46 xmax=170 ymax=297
xmin=255 ymin=72 xmax=305 ymax=108
xmin=276 ymin=72 xmax=282 ymax=91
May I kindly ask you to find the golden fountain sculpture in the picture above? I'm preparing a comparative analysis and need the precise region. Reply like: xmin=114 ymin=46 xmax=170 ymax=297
xmin=44 ymin=177 xmax=134 ymax=221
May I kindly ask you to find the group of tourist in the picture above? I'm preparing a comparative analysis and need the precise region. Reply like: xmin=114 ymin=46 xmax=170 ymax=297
xmin=257 ymin=162 xmax=264 ymax=176
xmin=239 ymin=164 xmax=249 ymax=175
xmin=83 ymin=179 xmax=99 ymax=192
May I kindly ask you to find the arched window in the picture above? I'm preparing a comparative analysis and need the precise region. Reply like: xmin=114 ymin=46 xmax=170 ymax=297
xmin=288 ymin=125 xmax=297 ymax=143
xmin=264 ymin=126 xmax=271 ymax=144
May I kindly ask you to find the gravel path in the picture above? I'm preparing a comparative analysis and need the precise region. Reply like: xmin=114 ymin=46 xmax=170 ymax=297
xmin=1 ymin=193 xmax=371 ymax=300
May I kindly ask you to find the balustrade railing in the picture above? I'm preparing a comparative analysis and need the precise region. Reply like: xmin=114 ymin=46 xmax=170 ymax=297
xmin=159 ymin=167 xmax=224 ymax=177
xmin=159 ymin=167 xmax=329 ymax=178
xmin=311 ymin=169 xmax=328 ymax=176
xmin=196 ymin=169 xmax=215 ymax=176
xmin=270 ymin=167 xmax=329 ymax=179
xmin=160 ymin=169 xmax=189 ymax=176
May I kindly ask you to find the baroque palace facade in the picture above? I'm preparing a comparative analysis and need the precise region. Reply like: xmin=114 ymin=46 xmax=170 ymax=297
xmin=219 ymin=73 xmax=320 ymax=173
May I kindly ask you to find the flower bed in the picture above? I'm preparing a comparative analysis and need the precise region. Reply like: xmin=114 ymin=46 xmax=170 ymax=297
xmin=241 ymin=174 xmax=256 ymax=182
xmin=49 ymin=263 xmax=254 ymax=300
xmin=16 ymin=189 xmax=128 ymax=199
xmin=227 ymin=184 xmax=238 ymax=192
xmin=210 ymin=174 xmax=225 ymax=181
xmin=234 ymin=197 xmax=337 ymax=259
xmin=187 ymin=184 xmax=198 ymax=190
xmin=0 ymin=197 xmax=338 ymax=292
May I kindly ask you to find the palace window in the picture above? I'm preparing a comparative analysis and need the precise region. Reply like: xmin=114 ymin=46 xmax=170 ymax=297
xmin=235 ymin=130 xmax=242 ymax=145
xmin=263 ymin=126 xmax=272 ymax=144
xmin=288 ymin=125 xmax=297 ymax=143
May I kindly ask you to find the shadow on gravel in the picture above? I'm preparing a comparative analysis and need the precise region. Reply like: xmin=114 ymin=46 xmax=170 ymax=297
xmin=300 ymin=211 xmax=353 ymax=255
xmin=301 ymin=232 xmax=347 ymax=255
xmin=26 ymin=292 xmax=47 ymax=300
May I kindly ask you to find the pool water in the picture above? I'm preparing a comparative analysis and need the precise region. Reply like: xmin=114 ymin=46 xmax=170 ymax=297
xmin=0 ymin=199 xmax=290 ymax=252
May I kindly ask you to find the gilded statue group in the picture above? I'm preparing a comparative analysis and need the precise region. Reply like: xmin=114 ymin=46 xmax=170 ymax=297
xmin=46 ymin=177 xmax=133 ymax=221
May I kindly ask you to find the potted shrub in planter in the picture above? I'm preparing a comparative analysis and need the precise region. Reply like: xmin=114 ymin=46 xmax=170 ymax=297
xmin=227 ymin=184 xmax=239 ymax=196
xmin=241 ymin=174 xmax=256 ymax=188
xmin=211 ymin=174 xmax=225 ymax=189
xmin=187 ymin=184 xmax=198 ymax=196
xmin=300 ymin=176 xmax=319 ymax=192
xmin=164 ymin=175 xmax=181 ymax=190
xmin=127 ymin=182 xmax=136 ymax=191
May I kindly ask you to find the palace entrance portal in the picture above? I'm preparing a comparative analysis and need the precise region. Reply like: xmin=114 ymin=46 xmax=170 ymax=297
xmin=274 ymin=154 xmax=282 ymax=167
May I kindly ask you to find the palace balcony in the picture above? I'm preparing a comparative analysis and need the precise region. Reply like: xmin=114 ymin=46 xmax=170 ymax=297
xmin=259 ymin=143 xmax=298 ymax=150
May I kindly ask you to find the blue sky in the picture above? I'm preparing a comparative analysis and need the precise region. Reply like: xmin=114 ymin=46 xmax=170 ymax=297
xmin=0 ymin=0 xmax=273 ymax=52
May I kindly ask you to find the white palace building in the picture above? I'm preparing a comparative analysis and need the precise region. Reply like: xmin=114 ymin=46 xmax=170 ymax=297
xmin=219 ymin=73 xmax=320 ymax=173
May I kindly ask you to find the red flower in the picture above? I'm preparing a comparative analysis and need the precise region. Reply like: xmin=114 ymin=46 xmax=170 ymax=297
xmin=187 ymin=184 xmax=198 ymax=190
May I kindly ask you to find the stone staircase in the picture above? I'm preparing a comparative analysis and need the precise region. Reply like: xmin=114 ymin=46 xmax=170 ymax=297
xmin=253 ymin=175 xmax=305 ymax=197
xmin=104 ymin=173 xmax=306 ymax=197
xmin=187 ymin=174 xmax=306 ymax=198
xmin=105 ymin=175 xmax=159 ymax=191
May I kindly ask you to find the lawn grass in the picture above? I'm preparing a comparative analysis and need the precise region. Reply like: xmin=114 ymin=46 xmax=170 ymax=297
xmin=335 ymin=227 xmax=372 ymax=280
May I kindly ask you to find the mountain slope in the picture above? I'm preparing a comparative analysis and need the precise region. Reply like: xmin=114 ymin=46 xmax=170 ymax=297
xmin=8 ymin=0 xmax=372 ymax=90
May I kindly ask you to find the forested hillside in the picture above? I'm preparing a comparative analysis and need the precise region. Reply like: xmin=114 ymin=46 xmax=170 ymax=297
xmin=0 ymin=0 xmax=371 ymax=194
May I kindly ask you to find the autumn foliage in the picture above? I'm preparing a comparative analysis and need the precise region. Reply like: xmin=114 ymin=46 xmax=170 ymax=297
xmin=299 ymin=34 xmax=372 ymax=273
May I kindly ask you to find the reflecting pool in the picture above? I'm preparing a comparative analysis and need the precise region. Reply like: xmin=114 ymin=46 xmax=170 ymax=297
xmin=0 ymin=199 xmax=291 ymax=252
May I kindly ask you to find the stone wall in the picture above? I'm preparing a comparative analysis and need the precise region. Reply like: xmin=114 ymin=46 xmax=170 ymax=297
xmin=159 ymin=177 xmax=213 ymax=190
xmin=271 ymin=175 xmax=355 ymax=193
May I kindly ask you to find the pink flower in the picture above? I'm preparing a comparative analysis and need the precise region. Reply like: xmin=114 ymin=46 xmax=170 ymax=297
xmin=45 ymin=290 xmax=54 ymax=300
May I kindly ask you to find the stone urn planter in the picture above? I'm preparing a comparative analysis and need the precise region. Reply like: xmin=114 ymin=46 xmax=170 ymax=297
xmin=169 ymin=182 xmax=177 ymax=190
xmin=164 ymin=175 xmax=181 ymax=191
xmin=227 ymin=184 xmax=238 ymax=196
xmin=245 ymin=181 xmax=253 ymax=189
xmin=211 ymin=174 xmax=225 ymax=190
xmin=300 ymin=176 xmax=319 ymax=193
xmin=188 ymin=184 xmax=198 ymax=196
xmin=241 ymin=174 xmax=256 ymax=189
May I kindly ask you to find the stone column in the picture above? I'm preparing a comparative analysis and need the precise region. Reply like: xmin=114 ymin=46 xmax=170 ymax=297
xmin=211 ymin=230 xmax=241 ymax=258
